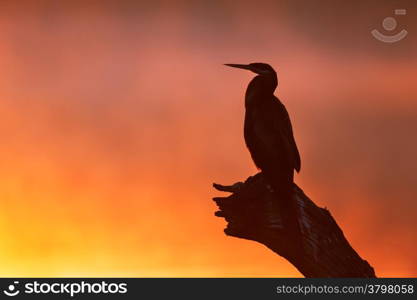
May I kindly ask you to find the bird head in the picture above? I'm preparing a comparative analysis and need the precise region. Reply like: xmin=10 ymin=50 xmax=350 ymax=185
xmin=224 ymin=63 xmax=276 ymax=76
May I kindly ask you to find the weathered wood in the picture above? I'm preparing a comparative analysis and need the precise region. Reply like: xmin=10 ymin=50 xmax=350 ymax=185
xmin=213 ymin=173 xmax=376 ymax=278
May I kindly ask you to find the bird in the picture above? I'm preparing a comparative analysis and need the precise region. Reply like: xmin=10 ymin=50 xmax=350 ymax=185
xmin=225 ymin=63 xmax=302 ymax=239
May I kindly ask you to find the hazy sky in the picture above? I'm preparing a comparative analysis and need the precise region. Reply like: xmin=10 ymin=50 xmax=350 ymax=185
xmin=0 ymin=0 xmax=416 ymax=277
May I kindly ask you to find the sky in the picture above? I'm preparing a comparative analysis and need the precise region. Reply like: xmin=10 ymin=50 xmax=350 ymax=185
xmin=0 ymin=0 xmax=416 ymax=277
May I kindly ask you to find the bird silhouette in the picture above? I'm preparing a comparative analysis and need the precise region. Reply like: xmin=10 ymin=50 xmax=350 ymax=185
xmin=225 ymin=63 xmax=302 ymax=241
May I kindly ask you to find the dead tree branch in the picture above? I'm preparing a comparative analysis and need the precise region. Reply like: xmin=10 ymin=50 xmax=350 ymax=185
xmin=213 ymin=173 xmax=376 ymax=277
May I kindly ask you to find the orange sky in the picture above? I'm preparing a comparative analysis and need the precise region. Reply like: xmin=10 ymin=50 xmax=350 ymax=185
xmin=0 ymin=0 xmax=416 ymax=277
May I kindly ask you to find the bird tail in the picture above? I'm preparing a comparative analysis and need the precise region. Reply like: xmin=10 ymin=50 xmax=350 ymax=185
xmin=264 ymin=172 xmax=304 ymax=254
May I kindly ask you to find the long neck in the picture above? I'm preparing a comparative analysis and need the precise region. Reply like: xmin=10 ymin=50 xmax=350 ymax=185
xmin=245 ymin=74 xmax=277 ymax=108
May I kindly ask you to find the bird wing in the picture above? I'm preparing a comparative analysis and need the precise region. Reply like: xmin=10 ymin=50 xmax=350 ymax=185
xmin=274 ymin=99 xmax=301 ymax=173
xmin=245 ymin=96 xmax=301 ymax=174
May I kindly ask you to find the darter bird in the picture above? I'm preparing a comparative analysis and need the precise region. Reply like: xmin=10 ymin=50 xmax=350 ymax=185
xmin=225 ymin=63 xmax=302 ymax=238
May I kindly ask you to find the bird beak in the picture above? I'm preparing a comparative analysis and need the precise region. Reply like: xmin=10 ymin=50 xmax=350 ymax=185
xmin=224 ymin=63 xmax=251 ymax=71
